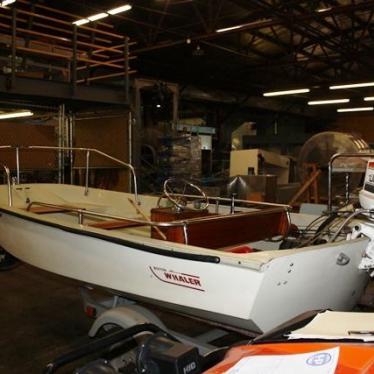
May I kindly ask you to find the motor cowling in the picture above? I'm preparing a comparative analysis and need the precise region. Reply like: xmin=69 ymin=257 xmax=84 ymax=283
xmin=359 ymin=160 xmax=374 ymax=209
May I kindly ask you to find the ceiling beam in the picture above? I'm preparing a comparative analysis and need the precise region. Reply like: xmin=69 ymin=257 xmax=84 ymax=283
xmin=133 ymin=0 xmax=374 ymax=56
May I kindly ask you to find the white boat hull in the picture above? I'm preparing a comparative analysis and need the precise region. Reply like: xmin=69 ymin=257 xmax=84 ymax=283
xmin=0 ymin=204 xmax=369 ymax=333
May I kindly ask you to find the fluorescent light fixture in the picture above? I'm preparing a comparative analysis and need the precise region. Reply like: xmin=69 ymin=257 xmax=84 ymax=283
xmin=1 ymin=0 xmax=16 ymax=6
xmin=88 ymin=13 xmax=108 ymax=22
xmin=216 ymin=24 xmax=245 ymax=33
xmin=316 ymin=7 xmax=332 ymax=12
xmin=364 ymin=97 xmax=374 ymax=101
xmin=73 ymin=5 xmax=131 ymax=26
xmin=72 ymin=18 xmax=90 ymax=26
xmin=0 ymin=111 xmax=33 ymax=120
xmin=263 ymin=88 xmax=310 ymax=97
xmin=216 ymin=19 xmax=271 ymax=33
xmin=337 ymin=107 xmax=373 ymax=113
xmin=108 ymin=4 xmax=132 ymax=15
xmin=308 ymin=99 xmax=350 ymax=105
xmin=330 ymin=82 xmax=374 ymax=90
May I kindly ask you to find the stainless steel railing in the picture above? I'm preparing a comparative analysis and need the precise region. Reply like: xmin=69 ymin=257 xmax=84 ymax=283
xmin=170 ymin=193 xmax=291 ymax=210
xmin=0 ymin=145 xmax=292 ymax=244
xmin=26 ymin=201 xmax=290 ymax=245
xmin=1 ymin=164 xmax=12 ymax=207
xmin=0 ymin=145 xmax=139 ymax=205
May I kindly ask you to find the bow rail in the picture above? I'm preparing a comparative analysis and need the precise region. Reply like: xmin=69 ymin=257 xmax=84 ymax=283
xmin=0 ymin=145 xmax=139 ymax=205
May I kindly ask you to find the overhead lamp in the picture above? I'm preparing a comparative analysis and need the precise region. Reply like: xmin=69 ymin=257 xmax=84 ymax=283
xmin=216 ymin=19 xmax=271 ymax=33
xmin=72 ymin=18 xmax=90 ymax=26
xmin=330 ymin=82 xmax=374 ymax=90
xmin=216 ymin=24 xmax=245 ymax=33
xmin=364 ymin=97 xmax=374 ymax=101
xmin=88 ymin=13 xmax=109 ymax=22
xmin=108 ymin=4 xmax=132 ymax=15
xmin=1 ymin=0 xmax=16 ymax=6
xmin=0 ymin=111 xmax=33 ymax=120
xmin=308 ymin=99 xmax=350 ymax=105
xmin=337 ymin=107 xmax=373 ymax=113
xmin=72 ymin=4 xmax=132 ymax=26
xmin=263 ymin=88 xmax=310 ymax=97
xmin=316 ymin=7 xmax=332 ymax=12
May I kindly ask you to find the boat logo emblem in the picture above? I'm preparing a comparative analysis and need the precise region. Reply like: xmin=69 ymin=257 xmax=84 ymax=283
xmin=306 ymin=352 xmax=332 ymax=366
xmin=149 ymin=266 xmax=205 ymax=292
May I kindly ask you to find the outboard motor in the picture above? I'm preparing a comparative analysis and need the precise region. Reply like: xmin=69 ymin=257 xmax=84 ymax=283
xmin=349 ymin=159 xmax=374 ymax=276
xmin=359 ymin=160 xmax=374 ymax=210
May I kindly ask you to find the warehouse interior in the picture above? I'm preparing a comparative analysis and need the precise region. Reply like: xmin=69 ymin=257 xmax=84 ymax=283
xmin=1 ymin=1 xmax=374 ymax=373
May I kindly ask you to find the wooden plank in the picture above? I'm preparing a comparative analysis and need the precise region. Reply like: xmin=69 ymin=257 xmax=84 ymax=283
xmin=89 ymin=219 xmax=144 ymax=230
xmin=27 ymin=206 xmax=70 ymax=214
xmin=289 ymin=169 xmax=321 ymax=206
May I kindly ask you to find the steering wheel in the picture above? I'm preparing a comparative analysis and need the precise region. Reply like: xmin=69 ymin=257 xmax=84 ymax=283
xmin=162 ymin=178 xmax=209 ymax=211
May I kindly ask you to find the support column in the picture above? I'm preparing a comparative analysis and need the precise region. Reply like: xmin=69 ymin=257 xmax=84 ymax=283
xmin=124 ymin=37 xmax=130 ymax=104
xmin=11 ymin=5 xmax=17 ymax=89
xmin=72 ymin=25 xmax=78 ymax=94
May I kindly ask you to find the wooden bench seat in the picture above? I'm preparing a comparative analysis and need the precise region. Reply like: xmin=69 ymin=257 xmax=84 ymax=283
xmin=26 ymin=206 xmax=71 ymax=214
xmin=89 ymin=219 xmax=145 ymax=230
xmin=151 ymin=207 xmax=289 ymax=249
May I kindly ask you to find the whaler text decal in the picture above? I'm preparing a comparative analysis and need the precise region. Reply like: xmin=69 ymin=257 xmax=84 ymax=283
xmin=150 ymin=266 xmax=205 ymax=292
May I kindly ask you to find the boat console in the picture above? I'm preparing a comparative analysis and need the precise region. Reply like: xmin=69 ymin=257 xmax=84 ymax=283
xmin=148 ymin=177 xmax=291 ymax=249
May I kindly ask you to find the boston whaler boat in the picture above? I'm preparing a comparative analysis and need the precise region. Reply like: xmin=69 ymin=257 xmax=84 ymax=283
xmin=0 ymin=145 xmax=373 ymax=335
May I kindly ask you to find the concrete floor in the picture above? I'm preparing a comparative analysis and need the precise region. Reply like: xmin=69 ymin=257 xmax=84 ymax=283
xmin=0 ymin=264 xmax=92 ymax=373
xmin=0 ymin=264 xmax=225 ymax=373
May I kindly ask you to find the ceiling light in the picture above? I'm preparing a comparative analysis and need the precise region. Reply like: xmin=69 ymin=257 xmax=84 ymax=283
xmin=316 ymin=7 xmax=332 ymax=12
xmin=263 ymin=88 xmax=310 ymax=97
xmin=337 ymin=107 xmax=373 ymax=113
xmin=308 ymin=99 xmax=350 ymax=105
xmin=216 ymin=19 xmax=271 ymax=33
xmin=88 ymin=13 xmax=109 ymax=22
xmin=330 ymin=82 xmax=374 ymax=90
xmin=72 ymin=18 xmax=90 ymax=26
xmin=364 ymin=97 xmax=374 ymax=101
xmin=216 ymin=24 xmax=245 ymax=33
xmin=0 ymin=111 xmax=33 ymax=120
xmin=108 ymin=4 xmax=132 ymax=15
xmin=1 ymin=0 xmax=16 ymax=6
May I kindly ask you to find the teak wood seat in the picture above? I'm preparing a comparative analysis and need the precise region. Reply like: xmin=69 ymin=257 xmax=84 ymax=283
xmin=89 ymin=219 xmax=145 ymax=230
xmin=26 ymin=206 xmax=72 ymax=214
xmin=150 ymin=207 xmax=289 ymax=249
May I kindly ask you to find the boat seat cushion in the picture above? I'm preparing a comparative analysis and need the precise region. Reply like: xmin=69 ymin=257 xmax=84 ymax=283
xmin=222 ymin=245 xmax=256 ymax=253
